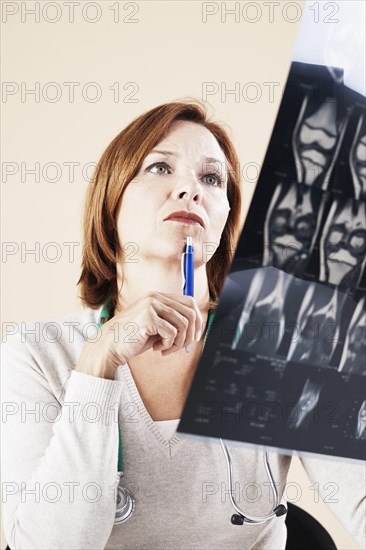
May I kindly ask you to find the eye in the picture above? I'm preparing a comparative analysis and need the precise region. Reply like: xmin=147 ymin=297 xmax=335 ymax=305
xmin=203 ymin=173 xmax=224 ymax=187
xmin=146 ymin=161 xmax=172 ymax=176
xmin=145 ymin=161 xmax=224 ymax=187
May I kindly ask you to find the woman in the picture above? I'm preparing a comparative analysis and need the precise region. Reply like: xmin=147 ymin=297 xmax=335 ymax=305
xmin=2 ymin=100 xmax=364 ymax=549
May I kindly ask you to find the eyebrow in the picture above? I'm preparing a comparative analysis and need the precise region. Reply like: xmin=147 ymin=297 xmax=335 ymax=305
xmin=147 ymin=149 xmax=225 ymax=165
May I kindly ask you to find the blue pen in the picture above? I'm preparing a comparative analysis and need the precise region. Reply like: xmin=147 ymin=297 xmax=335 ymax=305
xmin=181 ymin=236 xmax=194 ymax=352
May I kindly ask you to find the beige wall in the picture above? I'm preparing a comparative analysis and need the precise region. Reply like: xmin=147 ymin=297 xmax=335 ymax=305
xmin=1 ymin=1 xmax=361 ymax=548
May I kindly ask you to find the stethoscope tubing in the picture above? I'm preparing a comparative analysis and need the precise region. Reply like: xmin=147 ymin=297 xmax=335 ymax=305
xmin=114 ymin=439 xmax=284 ymax=526
xmin=219 ymin=439 xmax=282 ymax=525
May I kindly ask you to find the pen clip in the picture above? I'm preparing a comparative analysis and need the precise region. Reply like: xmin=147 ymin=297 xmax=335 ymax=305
xmin=181 ymin=251 xmax=186 ymax=292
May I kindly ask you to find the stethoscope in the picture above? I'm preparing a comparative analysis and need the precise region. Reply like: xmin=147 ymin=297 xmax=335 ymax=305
xmin=102 ymin=342 xmax=287 ymax=526
xmin=113 ymin=420 xmax=287 ymax=525
xmin=114 ymin=426 xmax=135 ymax=524
xmin=96 ymin=314 xmax=136 ymax=524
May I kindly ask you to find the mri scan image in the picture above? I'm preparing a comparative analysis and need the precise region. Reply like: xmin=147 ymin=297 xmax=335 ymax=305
xmin=287 ymin=285 xmax=345 ymax=369
xmin=263 ymin=181 xmax=326 ymax=275
xmin=287 ymin=379 xmax=323 ymax=430
xmin=292 ymin=93 xmax=348 ymax=189
xmin=231 ymin=268 xmax=291 ymax=356
xmin=319 ymin=197 xmax=366 ymax=288
xmin=349 ymin=113 xmax=366 ymax=200
xmin=355 ymin=401 xmax=366 ymax=440
xmin=179 ymin=61 xmax=366 ymax=462
xmin=338 ymin=295 xmax=366 ymax=376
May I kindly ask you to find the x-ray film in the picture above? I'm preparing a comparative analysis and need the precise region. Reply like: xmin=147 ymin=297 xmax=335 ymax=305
xmin=178 ymin=60 xmax=366 ymax=462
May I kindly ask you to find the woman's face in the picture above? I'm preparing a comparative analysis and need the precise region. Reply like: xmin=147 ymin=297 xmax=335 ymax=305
xmin=116 ymin=120 xmax=231 ymax=265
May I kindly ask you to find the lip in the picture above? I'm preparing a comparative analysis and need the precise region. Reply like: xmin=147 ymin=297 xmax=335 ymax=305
xmin=164 ymin=210 xmax=204 ymax=228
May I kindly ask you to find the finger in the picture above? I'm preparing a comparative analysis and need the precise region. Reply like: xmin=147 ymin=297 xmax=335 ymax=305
xmin=152 ymin=301 xmax=192 ymax=350
xmin=154 ymin=293 xmax=203 ymax=342
xmin=147 ymin=313 xmax=178 ymax=351
xmin=182 ymin=295 xmax=203 ymax=342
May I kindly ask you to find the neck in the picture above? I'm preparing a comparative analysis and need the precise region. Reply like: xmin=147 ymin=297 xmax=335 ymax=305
xmin=115 ymin=255 xmax=210 ymax=315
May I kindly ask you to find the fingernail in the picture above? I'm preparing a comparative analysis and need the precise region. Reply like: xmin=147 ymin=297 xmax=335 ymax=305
xmin=195 ymin=330 xmax=201 ymax=342
xmin=186 ymin=344 xmax=192 ymax=353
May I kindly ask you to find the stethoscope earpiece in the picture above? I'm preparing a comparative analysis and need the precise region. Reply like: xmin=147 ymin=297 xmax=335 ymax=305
xmin=274 ymin=504 xmax=287 ymax=517
xmin=231 ymin=514 xmax=245 ymax=526
xmin=231 ymin=504 xmax=287 ymax=527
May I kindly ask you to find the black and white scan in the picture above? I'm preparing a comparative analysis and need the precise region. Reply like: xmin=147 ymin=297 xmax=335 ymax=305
xmin=333 ymin=99 xmax=366 ymax=201
xmin=339 ymin=295 xmax=366 ymax=376
xmin=263 ymin=181 xmax=327 ymax=275
xmin=286 ymin=283 xmax=344 ymax=369
xmin=287 ymin=379 xmax=323 ymax=431
xmin=356 ymin=401 xmax=366 ymax=441
xmin=350 ymin=113 xmax=366 ymax=200
xmin=291 ymin=84 xmax=348 ymax=190
xmin=231 ymin=268 xmax=290 ymax=355
xmin=179 ymin=62 xmax=366 ymax=462
xmin=319 ymin=197 xmax=366 ymax=288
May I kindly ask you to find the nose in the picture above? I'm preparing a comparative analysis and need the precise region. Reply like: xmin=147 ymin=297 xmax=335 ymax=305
xmin=172 ymin=169 xmax=203 ymax=203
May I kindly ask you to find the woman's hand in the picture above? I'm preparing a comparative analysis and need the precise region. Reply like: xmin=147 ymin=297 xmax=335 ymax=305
xmin=76 ymin=291 xmax=204 ymax=379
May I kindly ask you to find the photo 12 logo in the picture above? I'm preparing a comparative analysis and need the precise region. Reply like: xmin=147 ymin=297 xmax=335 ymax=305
xmin=1 ymin=81 xmax=140 ymax=104
xmin=1 ymin=1 xmax=140 ymax=24
xmin=201 ymin=2 xmax=339 ymax=24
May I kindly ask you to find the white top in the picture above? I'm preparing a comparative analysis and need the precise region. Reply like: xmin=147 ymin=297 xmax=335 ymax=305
xmin=1 ymin=305 xmax=365 ymax=549
xmin=154 ymin=419 xmax=180 ymax=441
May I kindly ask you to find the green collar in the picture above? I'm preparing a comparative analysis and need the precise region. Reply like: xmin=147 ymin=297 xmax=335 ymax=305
xmin=98 ymin=295 xmax=216 ymax=335
xmin=98 ymin=295 xmax=115 ymax=329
